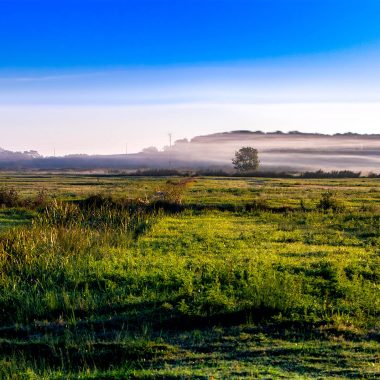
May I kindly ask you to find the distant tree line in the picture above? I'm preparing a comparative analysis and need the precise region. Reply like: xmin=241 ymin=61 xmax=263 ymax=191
xmin=299 ymin=170 xmax=361 ymax=178
xmin=104 ymin=168 xmax=378 ymax=179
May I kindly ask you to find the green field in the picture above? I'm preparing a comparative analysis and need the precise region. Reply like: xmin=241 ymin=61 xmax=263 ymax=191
xmin=0 ymin=174 xmax=379 ymax=379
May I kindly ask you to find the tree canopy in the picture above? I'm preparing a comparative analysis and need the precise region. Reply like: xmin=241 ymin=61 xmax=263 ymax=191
xmin=232 ymin=147 xmax=260 ymax=172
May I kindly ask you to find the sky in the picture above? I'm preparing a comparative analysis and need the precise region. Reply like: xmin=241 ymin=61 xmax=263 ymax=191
xmin=1 ymin=0 xmax=380 ymax=155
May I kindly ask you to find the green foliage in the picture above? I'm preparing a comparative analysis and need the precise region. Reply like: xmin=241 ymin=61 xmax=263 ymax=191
xmin=232 ymin=146 xmax=260 ymax=173
xmin=155 ymin=177 xmax=195 ymax=204
xmin=0 ymin=186 xmax=20 ymax=207
xmin=317 ymin=191 xmax=345 ymax=212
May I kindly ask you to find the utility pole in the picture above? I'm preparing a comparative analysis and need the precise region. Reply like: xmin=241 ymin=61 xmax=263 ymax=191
xmin=168 ymin=133 xmax=172 ymax=169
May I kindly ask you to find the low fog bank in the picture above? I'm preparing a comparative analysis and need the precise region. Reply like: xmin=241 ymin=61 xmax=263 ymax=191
xmin=1 ymin=131 xmax=379 ymax=173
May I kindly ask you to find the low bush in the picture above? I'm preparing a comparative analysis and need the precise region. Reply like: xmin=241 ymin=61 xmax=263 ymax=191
xmin=0 ymin=187 xmax=20 ymax=207
xmin=317 ymin=191 xmax=345 ymax=212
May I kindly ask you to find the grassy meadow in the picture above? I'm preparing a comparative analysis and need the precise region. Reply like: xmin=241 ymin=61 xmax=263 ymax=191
xmin=0 ymin=173 xmax=379 ymax=379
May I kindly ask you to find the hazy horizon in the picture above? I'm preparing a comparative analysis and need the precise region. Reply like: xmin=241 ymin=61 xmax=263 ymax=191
xmin=1 ymin=1 xmax=380 ymax=155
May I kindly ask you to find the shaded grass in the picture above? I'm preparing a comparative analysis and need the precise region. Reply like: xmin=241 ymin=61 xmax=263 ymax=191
xmin=0 ymin=208 xmax=34 ymax=230
xmin=1 ymin=323 xmax=379 ymax=379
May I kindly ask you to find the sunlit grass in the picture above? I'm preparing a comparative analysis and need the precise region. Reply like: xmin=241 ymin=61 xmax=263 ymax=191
xmin=0 ymin=175 xmax=379 ymax=378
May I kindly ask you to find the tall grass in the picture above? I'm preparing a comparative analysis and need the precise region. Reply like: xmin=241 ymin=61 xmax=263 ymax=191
xmin=1 ymin=200 xmax=378 ymax=327
xmin=0 ymin=198 xmax=160 ymax=324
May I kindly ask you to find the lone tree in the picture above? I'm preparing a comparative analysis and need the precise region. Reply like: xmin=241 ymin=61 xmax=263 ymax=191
xmin=232 ymin=147 xmax=260 ymax=173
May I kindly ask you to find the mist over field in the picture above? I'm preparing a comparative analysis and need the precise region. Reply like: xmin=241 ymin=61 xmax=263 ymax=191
xmin=168 ymin=131 xmax=380 ymax=172
xmin=0 ymin=131 xmax=379 ymax=172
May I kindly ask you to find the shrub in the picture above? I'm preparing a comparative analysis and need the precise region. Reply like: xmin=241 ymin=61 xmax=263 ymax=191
xmin=32 ymin=188 xmax=51 ymax=209
xmin=0 ymin=186 xmax=20 ymax=207
xmin=317 ymin=191 xmax=345 ymax=212
xmin=153 ymin=178 xmax=195 ymax=205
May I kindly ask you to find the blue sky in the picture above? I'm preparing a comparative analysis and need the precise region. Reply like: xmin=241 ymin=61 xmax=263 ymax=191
xmin=1 ymin=0 xmax=380 ymax=154
xmin=2 ymin=0 xmax=380 ymax=69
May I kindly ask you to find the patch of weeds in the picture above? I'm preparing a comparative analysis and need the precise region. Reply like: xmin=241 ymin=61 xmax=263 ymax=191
xmin=317 ymin=191 xmax=345 ymax=212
